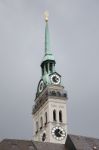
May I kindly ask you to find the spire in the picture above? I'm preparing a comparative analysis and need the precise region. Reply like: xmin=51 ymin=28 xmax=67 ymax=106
xmin=44 ymin=12 xmax=51 ymax=55
xmin=41 ymin=12 xmax=55 ymax=63
xmin=40 ymin=11 xmax=56 ymax=86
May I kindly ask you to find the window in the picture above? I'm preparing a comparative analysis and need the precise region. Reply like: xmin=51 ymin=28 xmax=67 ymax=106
xmin=45 ymin=112 xmax=47 ymax=125
xmin=42 ymin=66 xmax=44 ymax=75
xmin=45 ymin=63 xmax=48 ymax=73
xmin=52 ymin=91 xmax=56 ymax=96
xmin=57 ymin=92 xmax=61 ymax=97
xmin=40 ymin=117 xmax=43 ymax=129
xmin=53 ymin=109 xmax=56 ymax=121
xmin=59 ymin=110 xmax=62 ymax=122
xmin=64 ymin=93 xmax=67 ymax=98
xmin=36 ymin=121 xmax=38 ymax=133
xmin=49 ymin=63 xmax=52 ymax=73
xmin=42 ymin=133 xmax=46 ymax=142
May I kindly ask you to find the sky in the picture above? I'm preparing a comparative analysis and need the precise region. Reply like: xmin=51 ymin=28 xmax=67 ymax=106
xmin=0 ymin=0 xmax=99 ymax=141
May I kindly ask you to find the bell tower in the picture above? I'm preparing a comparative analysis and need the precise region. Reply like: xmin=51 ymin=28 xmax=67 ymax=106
xmin=32 ymin=12 xmax=68 ymax=144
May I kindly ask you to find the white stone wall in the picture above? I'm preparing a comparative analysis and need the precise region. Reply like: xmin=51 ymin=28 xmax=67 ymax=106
xmin=33 ymin=97 xmax=67 ymax=144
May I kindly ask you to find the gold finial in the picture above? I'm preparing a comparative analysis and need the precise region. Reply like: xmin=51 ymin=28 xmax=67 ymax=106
xmin=44 ymin=11 xmax=49 ymax=22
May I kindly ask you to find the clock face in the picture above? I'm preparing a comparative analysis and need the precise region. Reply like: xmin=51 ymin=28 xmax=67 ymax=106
xmin=51 ymin=126 xmax=66 ymax=140
xmin=51 ymin=74 xmax=60 ymax=85
xmin=38 ymin=80 xmax=44 ymax=93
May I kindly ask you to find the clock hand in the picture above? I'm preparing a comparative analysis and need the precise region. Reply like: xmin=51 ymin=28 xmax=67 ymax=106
xmin=58 ymin=130 xmax=62 ymax=137
xmin=59 ymin=130 xmax=63 ymax=135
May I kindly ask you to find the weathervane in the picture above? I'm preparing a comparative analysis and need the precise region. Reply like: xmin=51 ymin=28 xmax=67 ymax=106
xmin=44 ymin=11 xmax=49 ymax=22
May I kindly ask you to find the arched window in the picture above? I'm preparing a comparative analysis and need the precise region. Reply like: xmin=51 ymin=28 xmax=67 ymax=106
xmin=53 ymin=109 xmax=56 ymax=121
xmin=36 ymin=121 xmax=38 ymax=132
xmin=40 ymin=117 xmax=43 ymax=129
xmin=52 ymin=91 xmax=56 ymax=96
xmin=64 ymin=93 xmax=67 ymax=98
xmin=59 ymin=110 xmax=62 ymax=122
xmin=57 ymin=92 xmax=61 ymax=97
xmin=45 ymin=112 xmax=47 ymax=125
xmin=42 ymin=66 xmax=44 ymax=75
xmin=49 ymin=63 xmax=52 ymax=73
xmin=45 ymin=63 xmax=48 ymax=73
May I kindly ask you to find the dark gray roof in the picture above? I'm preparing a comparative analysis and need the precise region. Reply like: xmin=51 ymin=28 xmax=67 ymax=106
xmin=66 ymin=134 xmax=99 ymax=150
xmin=34 ymin=141 xmax=67 ymax=150
xmin=0 ymin=139 xmax=67 ymax=150
xmin=0 ymin=139 xmax=35 ymax=150
xmin=0 ymin=134 xmax=99 ymax=150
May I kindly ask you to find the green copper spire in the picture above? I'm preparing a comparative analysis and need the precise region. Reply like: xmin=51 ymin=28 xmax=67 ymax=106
xmin=42 ymin=12 xmax=55 ymax=62
xmin=44 ymin=11 xmax=51 ymax=55
xmin=40 ymin=12 xmax=56 ymax=86
xmin=45 ymin=19 xmax=51 ymax=55
xmin=36 ymin=12 xmax=61 ymax=97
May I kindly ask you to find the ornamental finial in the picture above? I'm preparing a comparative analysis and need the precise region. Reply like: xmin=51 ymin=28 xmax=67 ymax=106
xmin=44 ymin=11 xmax=49 ymax=22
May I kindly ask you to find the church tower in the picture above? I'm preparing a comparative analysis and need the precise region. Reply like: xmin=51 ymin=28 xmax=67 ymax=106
xmin=32 ymin=13 xmax=68 ymax=144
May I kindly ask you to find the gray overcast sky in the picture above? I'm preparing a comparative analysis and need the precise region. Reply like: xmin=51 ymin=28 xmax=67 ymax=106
xmin=0 ymin=0 xmax=99 ymax=141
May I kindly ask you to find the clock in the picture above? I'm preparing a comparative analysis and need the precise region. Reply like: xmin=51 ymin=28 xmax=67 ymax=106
xmin=38 ymin=80 xmax=44 ymax=93
xmin=50 ymin=74 xmax=61 ymax=85
xmin=51 ymin=126 xmax=66 ymax=140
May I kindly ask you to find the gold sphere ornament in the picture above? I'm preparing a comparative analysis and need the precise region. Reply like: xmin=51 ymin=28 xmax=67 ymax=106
xmin=44 ymin=11 xmax=49 ymax=22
